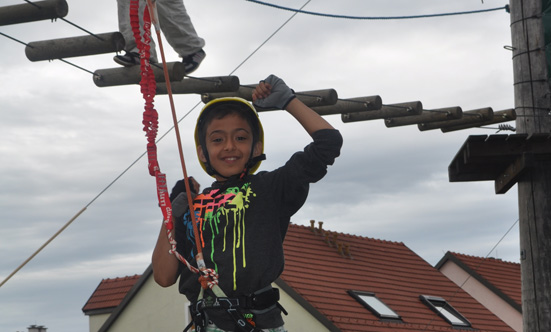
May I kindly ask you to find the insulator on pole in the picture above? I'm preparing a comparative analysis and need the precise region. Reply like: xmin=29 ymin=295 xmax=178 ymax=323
xmin=156 ymin=76 xmax=240 ymax=95
xmin=0 ymin=0 xmax=68 ymax=26
xmin=385 ymin=106 xmax=463 ymax=128
xmin=93 ymin=62 xmax=185 ymax=87
xmin=25 ymin=32 xmax=125 ymax=61
xmin=341 ymin=101 xmax=422 ymax=123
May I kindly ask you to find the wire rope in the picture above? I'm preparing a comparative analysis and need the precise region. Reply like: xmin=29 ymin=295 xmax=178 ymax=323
xmin=247 ymin=0 xmax=509 ymax=20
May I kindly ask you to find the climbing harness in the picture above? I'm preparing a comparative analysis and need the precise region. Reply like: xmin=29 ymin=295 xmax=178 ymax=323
xmin=131 ymin=2 xmax=284 ymax=331
xmin=186 ymin=287 xmax=286 ymax=332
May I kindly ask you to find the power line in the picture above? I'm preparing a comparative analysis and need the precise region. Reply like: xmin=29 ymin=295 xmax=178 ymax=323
xmin=247 ymin=0 xmax=509 ymax=20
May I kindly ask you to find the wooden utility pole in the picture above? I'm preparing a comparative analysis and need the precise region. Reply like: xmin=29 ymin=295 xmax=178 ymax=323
xmin=448 ymin=2 xmax=551 ymax=331
xmin=509 ymin=0 xmax=551 ymax=331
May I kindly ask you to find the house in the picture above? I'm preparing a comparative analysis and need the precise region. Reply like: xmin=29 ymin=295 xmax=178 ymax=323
xmin=83 ymin=222 xmax=515 ymax=331
xmin=435 ymin=251 xmax=522 ymax=331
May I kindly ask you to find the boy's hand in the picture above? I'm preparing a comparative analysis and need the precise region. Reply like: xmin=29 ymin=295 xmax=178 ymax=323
xmin=252 ymin=74 xmax=296 ymax=110
xmin=169 ymin=177 xmax=199 ymax=201
xmin=171 ymin=192 xmax=196 ymax=218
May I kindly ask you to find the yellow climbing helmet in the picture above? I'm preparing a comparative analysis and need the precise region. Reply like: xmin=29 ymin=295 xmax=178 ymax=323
xmin=194 ymin=97 xmax=265 ymax=177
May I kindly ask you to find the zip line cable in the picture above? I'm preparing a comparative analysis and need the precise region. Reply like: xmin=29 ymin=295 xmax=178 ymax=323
xmin=247 ymin=0 xmax=509 ymax=20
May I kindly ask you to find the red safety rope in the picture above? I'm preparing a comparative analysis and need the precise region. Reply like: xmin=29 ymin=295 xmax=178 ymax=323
xmin=130 ymin=0 xmax=217 ymax=288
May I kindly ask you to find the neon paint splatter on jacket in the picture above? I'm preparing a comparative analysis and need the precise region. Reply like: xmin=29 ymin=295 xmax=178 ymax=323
xmin=191 ymin=182 xmax=256 ymax=290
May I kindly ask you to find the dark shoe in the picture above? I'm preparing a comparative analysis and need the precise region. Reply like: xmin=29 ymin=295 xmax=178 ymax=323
xmin=113 ymin=51 xmax=140 ymax=67
xmin=182 ymin=49 xmax=206 ymax=74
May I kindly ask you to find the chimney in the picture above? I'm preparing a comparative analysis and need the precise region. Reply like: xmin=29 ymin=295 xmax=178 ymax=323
xmin=310 ymin=219 xmax=316 ymax=232
xmin=318 ymin=221 xmax=324 ymax=233
xmin=28 ymin=325 xmax=47 ymax=332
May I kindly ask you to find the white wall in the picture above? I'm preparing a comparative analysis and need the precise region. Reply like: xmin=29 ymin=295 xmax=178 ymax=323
xmin=439 ymin=261 xmax=522 ymax=332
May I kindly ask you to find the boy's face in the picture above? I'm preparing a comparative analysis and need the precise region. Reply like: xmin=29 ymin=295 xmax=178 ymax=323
xmin=198 ymin=113 xmax=262 ymax=181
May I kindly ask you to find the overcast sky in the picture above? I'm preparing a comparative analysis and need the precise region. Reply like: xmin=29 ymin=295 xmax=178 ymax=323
xmin=0 ymin=1 xmax=520 ymax=331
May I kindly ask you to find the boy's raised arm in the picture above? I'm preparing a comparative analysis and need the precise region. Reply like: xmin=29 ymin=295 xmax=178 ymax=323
xmin=252 ymin=75 xmax=335 ymax=136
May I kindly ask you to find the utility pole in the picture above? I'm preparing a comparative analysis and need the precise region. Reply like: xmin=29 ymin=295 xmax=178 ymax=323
xmin=509 ymin=0 xmax=551 ymax=331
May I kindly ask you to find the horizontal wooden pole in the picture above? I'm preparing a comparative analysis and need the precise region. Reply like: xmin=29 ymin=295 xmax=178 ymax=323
xmin=341 ymin=101 xmax=422 ymax=123
xmin=441 ymin=109 xmax=516 ymax=132
xmin=312 ymin=96 xmax=382 ymax=116
xmin=385 ymin=107 xmax=462 ymax=128
xmin=202 ymin=87 xmax=338 ymax=109
xmin=26 ymin=32 xmax=125 ymax=61
xmin=418 ymin=107 xmax=494 ymax=131
xmin=0 ymin=0 xmax=68 ymax=26
xmin=93 ymin=62 xmax=184 ymax=87
xmin=156 ymin=76 xmax=240 ymax=95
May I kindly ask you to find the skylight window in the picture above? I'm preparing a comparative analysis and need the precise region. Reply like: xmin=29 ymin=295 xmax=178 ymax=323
xmin=348 ymin=290 xmax=401 ymax=320
xmin=420 ymin=295 xmax=471 ymax=327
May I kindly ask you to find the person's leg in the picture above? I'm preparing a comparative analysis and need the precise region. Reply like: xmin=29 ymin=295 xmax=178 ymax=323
xmin=156 ymin=0 xmax=205 ymax=56
xmin=114 ymin=0 xmax=158 ymax=66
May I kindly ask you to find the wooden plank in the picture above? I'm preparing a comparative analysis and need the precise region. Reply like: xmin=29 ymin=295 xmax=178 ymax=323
xmin=26 ymin=32 xmax=125 ymax=61
xmin=495 ymin=153 xmax=533 ymax=194
xmin=202 ymin=87 xmax=338 ymax=109
xmin=0 ymin=0 xmax=68 ymax=26
xmin=441 ymin=109 xmax=516 ymax=132
xmin=385 ymin=106 xmax=462 ymax=128
xmin=341 ymin=101 xmax=422 ymax=122
xmin=419 ymin=107 xmax=493 ymax=131
xmin=93 ymin=62 xmax=185 ymax=87
xmin=312 ymin=96 xmax=382 ymax=116
xmin=156 ymin=76 xmax=240 ymax=95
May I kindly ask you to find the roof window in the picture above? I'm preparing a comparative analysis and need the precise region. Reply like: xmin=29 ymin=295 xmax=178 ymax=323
xmin=348 ymin=290 xmax=401 ymax=320
xmin=420 ymin=295 xmax=471 ymax=327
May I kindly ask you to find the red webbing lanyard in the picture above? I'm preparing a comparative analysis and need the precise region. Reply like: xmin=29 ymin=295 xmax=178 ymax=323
xmin=129 ymin=0 xmax=212 ymax=282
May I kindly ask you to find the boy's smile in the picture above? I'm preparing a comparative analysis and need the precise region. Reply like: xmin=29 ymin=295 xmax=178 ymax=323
xmin=198 ymin=113 xmax=262 ymax=181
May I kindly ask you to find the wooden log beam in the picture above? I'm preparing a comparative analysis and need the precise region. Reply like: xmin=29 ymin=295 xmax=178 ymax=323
xmin=202 ymin=86 xmax=338 ymax=109
xmin=25 ymin=32 xmax=125 ymax=61
xmin=385 ymin=107 xmax=462 ymax=128
xmin=441 ymin=109 xmax=516 ymax=132
xmin=341 ymin=101 xmax=422 ymax=123
xmin=312 ymin=96 xmax=382 ymax=116
xmin=156 ymin=76 xmax=240 ymax=95
xmin=0 ymin=0 xmax=68 ymax=26
xmin=93 ymin=62 xmax=184 ymax=87
xmin=418 ymin=107 xmax=494 ymax=131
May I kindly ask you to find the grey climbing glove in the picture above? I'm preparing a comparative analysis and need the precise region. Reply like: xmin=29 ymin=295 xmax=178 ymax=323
xmin=253 ymin=74 xmax=296 ymax=110
xmin=172 ymin=192 xmax=196 ymax=219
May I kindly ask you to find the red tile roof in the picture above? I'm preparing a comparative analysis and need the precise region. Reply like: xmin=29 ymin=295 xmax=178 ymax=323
xmin=82 ymin=224 xmax=515 ymax=332
xmin=445 ymin=252 xmax=521 ymax=307
xmin=82 ymin=275 xmax=141 ymax=313
xmin=279 ymin=223 xmax=514 ymax=332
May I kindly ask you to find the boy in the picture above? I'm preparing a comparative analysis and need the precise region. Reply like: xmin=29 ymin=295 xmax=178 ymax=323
xmin=152 ymin=75 xmax=342 ymax=331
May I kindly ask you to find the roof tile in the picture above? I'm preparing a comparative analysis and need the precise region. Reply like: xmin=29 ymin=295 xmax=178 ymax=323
xmin=280 ymin=223 xmax=514 ymax=332
xmin=82 ymin=275 xmax=141 ymax=312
